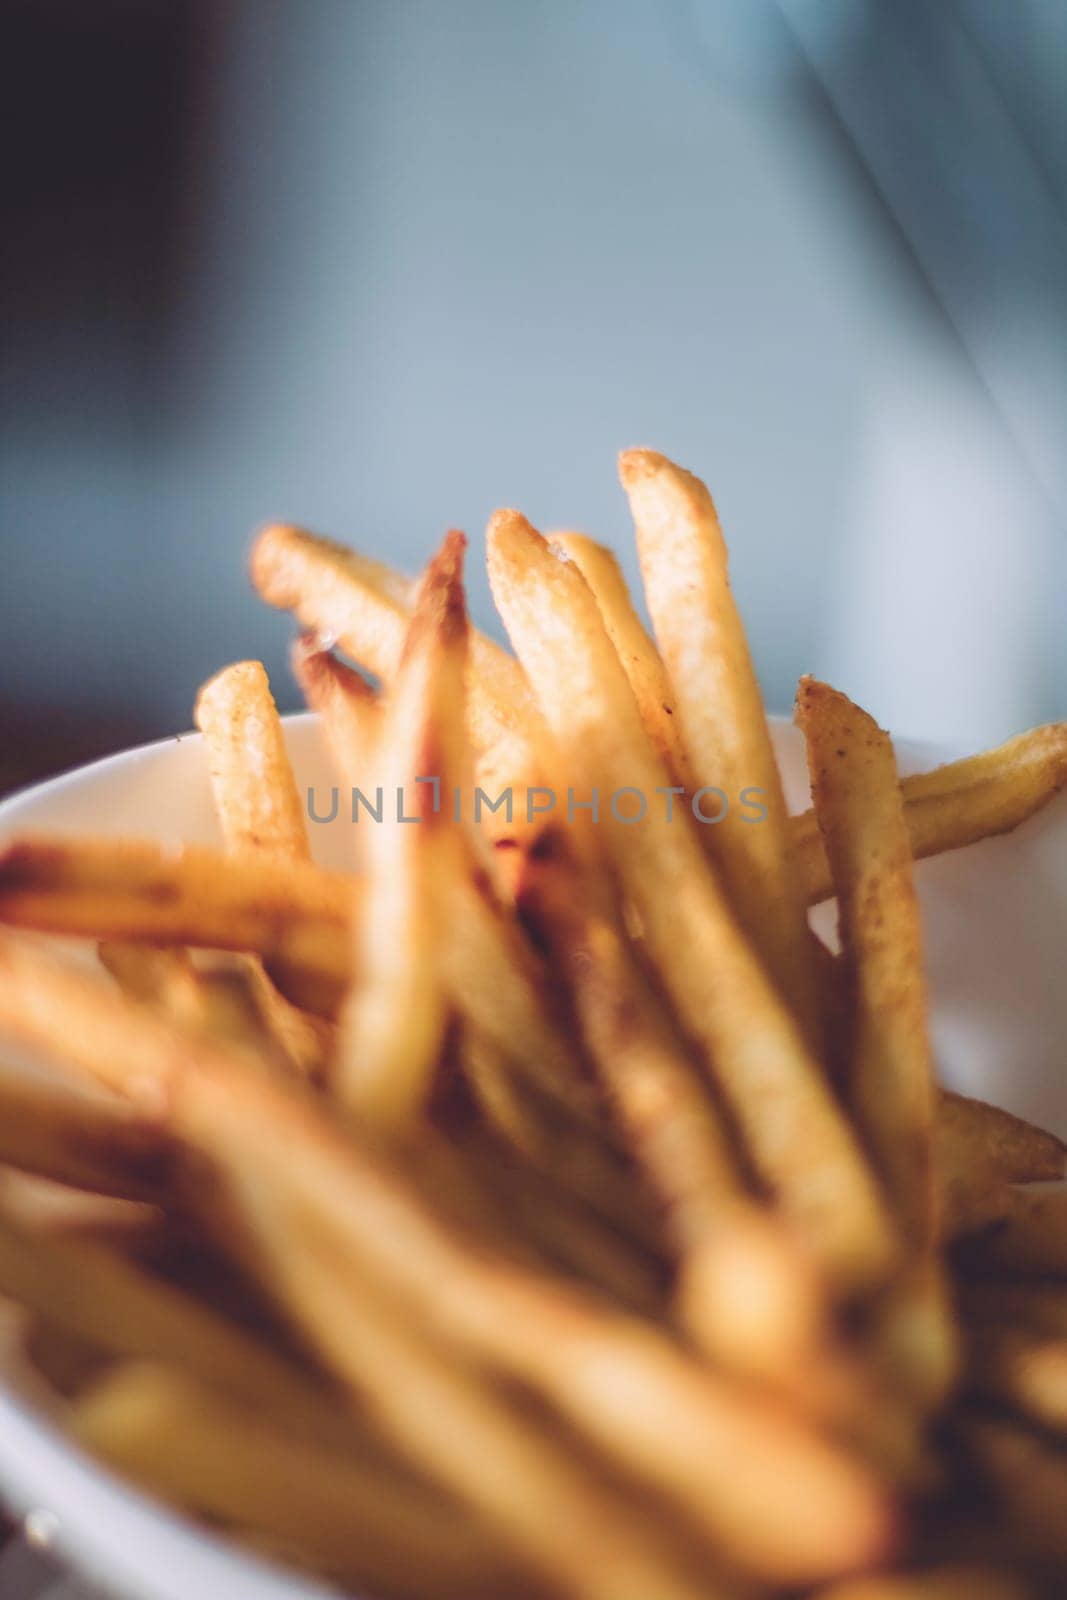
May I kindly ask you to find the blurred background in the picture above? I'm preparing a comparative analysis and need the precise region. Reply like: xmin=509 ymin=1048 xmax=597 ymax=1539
xmin=3 ymin=0 xmax=1065 ymax=796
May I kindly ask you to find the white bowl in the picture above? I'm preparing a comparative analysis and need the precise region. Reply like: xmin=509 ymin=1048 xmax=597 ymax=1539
xmin=0 ymin=714 xmax=1064 ymax=1600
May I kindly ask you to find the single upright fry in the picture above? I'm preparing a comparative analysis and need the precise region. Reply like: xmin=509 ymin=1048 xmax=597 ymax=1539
xmin=195 ymin=659 xmax=333 ymax=1077
xmin=487 ymin=510 xmax=896 ymax=1290
xmin=549 ymin=532 xmax=691 ymax=787
xmin=797 ymin=680 xmax=956 ymax=1408
xmin=337 ymin=533 xmax=469 ymax=1129
xmin=291 ymin=637 xmax=381 ymax=781
xmin=619 ymin=449 xmax=818 ymax=1045
xmin=195 ymin=660 xmax=310 ymax=859
xmin=792 ymin=720 xmax=1067 ymax=906
xmin=796 ymin=679 xmax=938 ymax=1249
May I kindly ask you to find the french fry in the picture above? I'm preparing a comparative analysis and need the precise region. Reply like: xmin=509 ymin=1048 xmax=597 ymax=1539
xmin=619 ymin=449 xmax=819 ymax=1044
xmin=188 ymin=1063 xmax=890 ymax=1589
xmin=456 ymin=1026 xmax=663 ymax=1254
xmin=796 ymin=678 xmax=938 ymax=1248
xmin=195 ymin=659 xmax=334 ymax=1079
xmin=549 ymin=531 xmax=691 ymax=787
xmin=517 ymin=831 xmax=828 ymax=1380
xmin=194 ymin=660 xmax=310 ymax=860
xmin=966 ymin=1322 xmax=1067 ymax=1435
xmin=939 ymin=1092 xmax=1066 ymax=1186
xmin=817 ymin=1563 xmax=1026 ymax=1599
xmin=487 ymin=508 xmax=896 ymax=1290
xmin=216 ymin=1181 xmax=730 ymax=1600
xmin=0 ymin=1198 xmax=361 ymax=1446
xmin=797 ymin=678 xmax=954 ymax=1403
xmin=337 ymin=533 xmax=468 ymax=1127
xmin=0 ymin=838 xmax=353 ymax=1017
xmin=960 ymin=1412 xmax=1067 ymax=1561
xmin=961 ymin=1282 xmax=1067 ymax=1340
xmin=251 ymin=523 xmax=545 ymax=814
xmin=959 ymin=1185 xmax=1067 ymax=1277
xmin=793 ymin=721 xmax=1067 ymax=907
xmin=72 ymin=1362 xmax=530 ymax=1600
xmin=290 ymin=635 xmax=380 ymax=779
xmin=0 ymin=1060 xmax=171 ymax=1201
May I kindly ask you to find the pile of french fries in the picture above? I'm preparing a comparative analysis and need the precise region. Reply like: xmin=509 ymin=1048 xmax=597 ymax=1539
xmin=0 ymin=450 xmax=1066 ymax=1600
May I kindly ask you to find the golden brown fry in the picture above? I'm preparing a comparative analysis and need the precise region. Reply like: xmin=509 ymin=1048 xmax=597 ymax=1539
xmin=456 ymin=1026 xmax=661 ymax=1254
xmin=220 ymin=1183 xmax=729 ymax=1600
xmin=250 ymin=523 xmax=545 ymax=808
xmin=619 ymin=449 xmax=819 ymax=1043
xmin=194 ymin=660 xmax=310 ymax=860
xmin=940 ymin=1092 xmax=1066 ymax=1186
xmin=517 ymin=832 xmax=830 ymax=1385
xmin=338 ymin=533 xmax=468 ymax=1127
xmin=797 ymin=678 xmax=938 ymax=1250
xmin=960 ymin=1185 xmax=1067 ymax=1277
xmin=961 ymin=1281 xmax=1067 ymax=1339
xmin=72 ymin=1362 xmax=529 ymax=1600
xmin=0 ymin=1198 xmax=356 ymax=1442
xmin=194 ymin=658 xmax=334 ymax=1078
xmin=0 ymin=1060 xmax=170 ymax=1201
xmin=290 ymin=635 xmax=380 ymax=779
xmin=549 ymin=531 xmax=691 ymax=786
xmin=818 ymin=1563 xmax=1026 ymax=1600
xmin=487 ymin=508 xmax=895 ymax=1290
xmin=793 ymin=721 xmax=1067 ymax=906
xmin=960 ymin=1412 xmax=1067 ymax=1561
xmin=966 ymin=1322 xmax=1067 ymax=1435
xmin=185 ymin=1065 xmax=895 ymax=1587
xmin=0 ymin=837 xmax=353 ymax=1016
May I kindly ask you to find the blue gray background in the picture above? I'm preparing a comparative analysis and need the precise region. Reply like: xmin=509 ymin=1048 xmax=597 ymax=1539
xmin=3 ymin=0 xmax=1065 ymax=787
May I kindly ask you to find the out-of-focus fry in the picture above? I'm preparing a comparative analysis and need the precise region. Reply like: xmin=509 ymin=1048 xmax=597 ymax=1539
xmin=97 ymin=942 xmax=202 ymax=1013
xmin=793 ymin=721 xmax=1067 ymax=907
xmin=0 ymin=1199 xmax=354 ymax=1443
xmin=72 ymin=1363 xmax=529 ymax=1600
xmin=966 ymin=1322 xmax=1067 ymax=1434
xmin=290 ymin=635 xmax=380 ymax=779
xmin=797 ymin=678 xmax=938 ymax=1250
xmin=959 ymin=1185 xmax=1067 ymax=1277
xmin=224 ymin=1189 xmax=729 ymax=1600
xmin=0 ymin=838 xmax=353 ymax=1016
xmin=250 ymin=523 xmax=545 ymax=809
xmin=960 ymin=1412 xmax=1067 ymax=1561
xmin=456 ymin=1027 xmax=661 ymax=1253
xmin=961 ymin=1281 xmax=1067 ymax=1339
xmin=549 ymin=531 xmax=691 ymax=787
xmin=195 ymin=660 xmax=310 ymax=860
xmin=338 ymin=533 xmax=468 ymax=1128
xmin=517 ymin=831 xmax=829 ymax=1385
xmin=488 ymin=508 xmax=895 ymax=1290
xmin=176 ymin=1054 xmax=897 ymax=1586
xmin=817 ymin=1563 xmax=1026 ymax=1600
xmin=0 ymin=1061 xmax=171 ymax=1201
xmin=619 ymin=449 xmax=819 ymax=1044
